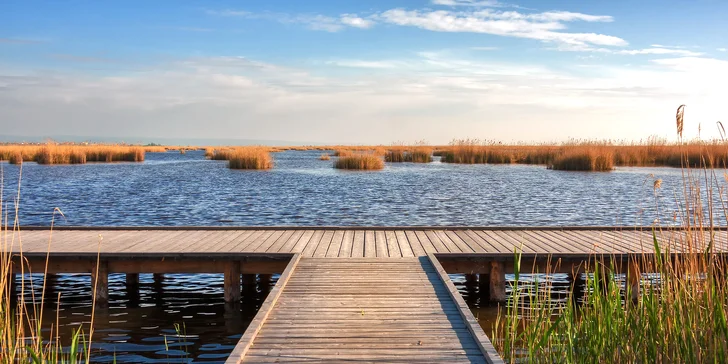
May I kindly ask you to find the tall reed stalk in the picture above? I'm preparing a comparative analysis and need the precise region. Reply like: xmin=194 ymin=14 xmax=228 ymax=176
xmin=0 ymin=166 xmax=95 ymax=362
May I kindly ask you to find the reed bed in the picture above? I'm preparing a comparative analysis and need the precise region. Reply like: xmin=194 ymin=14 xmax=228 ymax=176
xmin=384 ymin=145 xmax=433 ymax=163
xmin=319 ymin=154 xmax=331 ymax=161
xmin=0 ymin=145 xmax=145 ymax=164
xmin=333 ymin=153 xmax=384 ymax=170
xmin=550 ymin=147 xmax=614 ymax=171
xmin=436 ymin=138 xmax=728 ymax=171
xmin=226 ymin=147 xmax=273 ymax=170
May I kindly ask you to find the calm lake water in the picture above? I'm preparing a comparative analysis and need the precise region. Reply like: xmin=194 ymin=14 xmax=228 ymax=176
xmin=2 ymin=150 xmax=709 ymax=227
xmin=5 ymin=150 xmax=721 ymax=362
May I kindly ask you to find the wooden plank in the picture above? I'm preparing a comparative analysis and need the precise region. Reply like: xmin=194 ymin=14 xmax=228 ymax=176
xmin=248 ymin=230 xmax=285 ymax=252
xmin=445 ymin=230 xmax=484 ymax=253
xmin=374 ymin=230 xmax=388 ymax=257
xmin=364 ymin=231 xmax=376 ymax=258
xmin=228 ymin=230 xmax=267 ymax=251
xmin=395 ymin=230 xmax=415 ymax=257
xmin=263 ymin=230 xmax=295 ymax=253
xmin=226 ymin=254 xmax=301 ymax=363
xmin=213 ymin=230 xmax=253 ymax=252
xmin=325 ymin=230 xmax=345 ymax=258
xmin=435 ymin=230 xmax=470 ymax=253
xmin=385 ymin=230 xmax=401 ymax=257
xmin=275 ymin=230 xmax=305 ymax=253
xmin=454 ymin=230 xmax=494 ymax=253
xmin=415 ymin=230 xmax=439 ymax=254
xmin=351 ymin=230 xmax=365 ymax=258
xmin=301 ymin=230 xmax=324 ymax=257
xmin=313 ymin=230 xmax=334 ymax=258
xmin=339 ymin=230 xmax=354 ymax=258
xmin=423 ymin=230 xmax=451 ymax=253
xmin=288 ymin=230 xmax=315 ymax=253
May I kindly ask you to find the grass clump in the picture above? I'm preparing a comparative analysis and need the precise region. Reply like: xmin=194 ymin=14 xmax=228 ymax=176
xmin=334 ymin=153 xmax=384 ymax=170
xmin=227 ymin=147 xmax=273 ymax=170
xmin=550 ymin=148 xmax=614 ymax=171
xmin=385 ymin=144 xmax=433 ymax=163
xmin=319 ymin=154 xmax=331 ymax=161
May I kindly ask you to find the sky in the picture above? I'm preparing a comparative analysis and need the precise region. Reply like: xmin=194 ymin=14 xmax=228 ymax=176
xmin=1 ymin=0 xmax=727 ymax=145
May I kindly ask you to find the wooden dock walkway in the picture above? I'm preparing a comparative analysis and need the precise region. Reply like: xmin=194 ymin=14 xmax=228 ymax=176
xmin=227 ymin=255 xmax=501 ymax=363
xmin=14 ymin=226 xmax=726 ymax=257
xmin=9 ymin=226 xmax=728 ymax=363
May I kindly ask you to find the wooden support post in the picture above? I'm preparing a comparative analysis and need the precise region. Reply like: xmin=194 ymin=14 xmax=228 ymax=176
xmin=259 ymin=274 xmax=272 ymax=294
xmin=625 ymin=260 xmax=641 ymax=303
xmin=91 ymin=261 xmax=109 ymax=306
xmin=464 ymin=274 xmax=478 ymax=304
xmin=152 ymin=273 xmax=164 ymax=307
xmin=568 ymin=272 xmax=585 ymax=305
xmin=242 ymin=274 xmax=256 ymax=292
xmin=489 ymin=262 xmax=506 ymax=302
xmin=125 ymin=273 xmax=140 ymax=306
xmin=44 ymin=273 xmax=57 ymax=290
xmin=224 ymin=262 xmax=241 ymax=303
xmin=126 ymin=273 xmax=139 ymax=288
xmin=478 ymin=273 xmax=490 ymax=302
xmin=596 ymin=263 xmax=612 ymax=296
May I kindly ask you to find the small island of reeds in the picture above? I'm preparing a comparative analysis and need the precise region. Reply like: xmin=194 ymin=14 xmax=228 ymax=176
xmin=333 ymin=152 xmax=384 ymax=170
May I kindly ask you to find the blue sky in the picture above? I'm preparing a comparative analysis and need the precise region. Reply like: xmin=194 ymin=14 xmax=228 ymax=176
xmin=1 ymin=0 xmax=727 ymax=144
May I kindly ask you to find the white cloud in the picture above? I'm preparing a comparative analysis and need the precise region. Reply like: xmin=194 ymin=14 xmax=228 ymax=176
xmin=617 ymin=47 xmax=703 ymax=56
xmin=718 ymin=48 xmax=727 ymax=52
xmin=378 ymin=9 xmax=626 ymax=47
xmin=431 ymin=0 xmax=506 ymax=7
xmin=327 ymin=60 xmax=400 ymax=69
xmin=206 ymin=9 xmax=370 ymax=32
xmin=340 ymin=14 xmax=374 ymax=29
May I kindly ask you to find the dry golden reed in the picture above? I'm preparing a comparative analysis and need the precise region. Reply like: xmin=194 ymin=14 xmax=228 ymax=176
xmin=0 ymin=144 xmax=145 ymax=164
xmin=319 ymin=154 xmax=331 ymax=161
xmin=384 ymin=144 xmax=433 ymax=163
xmin=226 ymin=147 xmax=273 ymax=170
xmin=334 ymin=153 xmax=384 ymax=170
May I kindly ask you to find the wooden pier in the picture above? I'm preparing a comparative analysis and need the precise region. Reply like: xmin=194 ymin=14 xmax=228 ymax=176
xmin=8 ymin=226 xmax=728 ymax=363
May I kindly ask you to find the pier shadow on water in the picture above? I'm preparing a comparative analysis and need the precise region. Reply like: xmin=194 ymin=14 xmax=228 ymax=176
xmin=17 ymin=273 xmax=278 ymax=363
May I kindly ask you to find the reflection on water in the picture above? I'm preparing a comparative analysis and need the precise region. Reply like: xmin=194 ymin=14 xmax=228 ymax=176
xmin=17 ymin=273 xmax=277 ymax=363
xmin=3 ymin=150 xmax=719 ymax=227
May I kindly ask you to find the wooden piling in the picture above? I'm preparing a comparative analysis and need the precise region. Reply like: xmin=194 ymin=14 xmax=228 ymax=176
xmin=478 ymin=273 xmax=490 ymax=302
xmin=91 ymin=261 xmax=109 ymax=305
xmin=224 ymin=262 xmax=241 ymax=303
xmin=626 ymin=260 xmax=641 ymax=302
xmin=490 ymin=261 xmax=506 ymax=302
xmin=258 ymin=274 xmax=272 ymax=294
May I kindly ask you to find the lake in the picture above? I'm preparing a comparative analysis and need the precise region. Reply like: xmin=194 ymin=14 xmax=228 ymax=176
xmin=5 ymin=150 xmax=717 ymax=362
xmin=3 ymin=150 xmax=699 ymax=227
